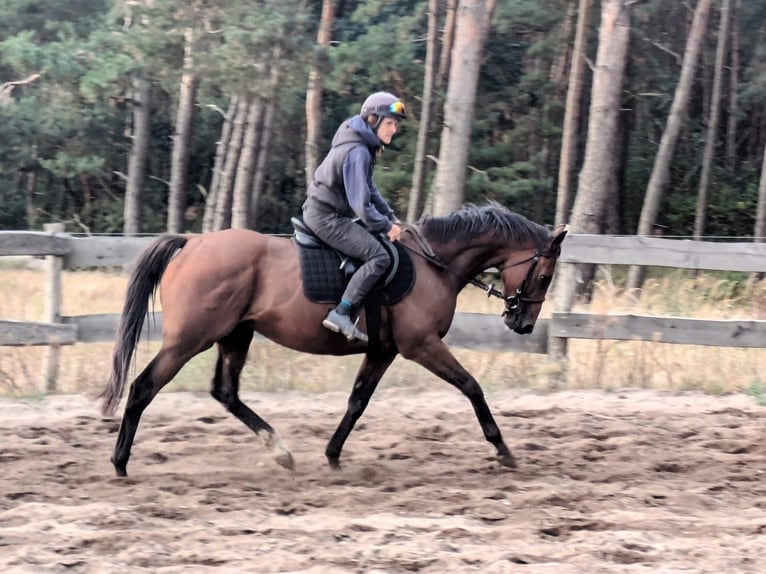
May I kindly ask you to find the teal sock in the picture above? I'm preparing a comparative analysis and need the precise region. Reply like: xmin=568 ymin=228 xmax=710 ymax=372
xmin=336 ymin=300 xmax=354 ymax=316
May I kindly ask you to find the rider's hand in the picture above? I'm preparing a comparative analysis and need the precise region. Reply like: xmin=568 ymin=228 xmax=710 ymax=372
xmin=387 ymin=223 xmax=402 ymax=242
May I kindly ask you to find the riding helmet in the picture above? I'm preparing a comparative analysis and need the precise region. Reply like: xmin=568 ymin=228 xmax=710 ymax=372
xmin=360 ymin=92 xmax=407 ymax=121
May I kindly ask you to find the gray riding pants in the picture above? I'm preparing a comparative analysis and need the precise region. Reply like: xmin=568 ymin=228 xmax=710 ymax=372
xmin=302 ymin=200 xmax=391 ymax=308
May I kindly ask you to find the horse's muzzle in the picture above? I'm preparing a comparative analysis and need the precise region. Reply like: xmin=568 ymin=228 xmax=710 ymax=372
xmin=513 ymin=324 xmax=534 ymax=335
xmin=505 ymin=314 xmax=534 ymax=335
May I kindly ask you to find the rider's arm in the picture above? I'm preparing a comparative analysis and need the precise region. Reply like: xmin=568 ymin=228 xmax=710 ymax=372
xmin=342 ymin=147 xmax=393 ymax=233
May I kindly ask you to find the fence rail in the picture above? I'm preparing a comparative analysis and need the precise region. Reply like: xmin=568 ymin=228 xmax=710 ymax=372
xmin=4 ymin=230 xmax=766 ymax=270
xmin=1 ymin=229 xmax=764 ymax=389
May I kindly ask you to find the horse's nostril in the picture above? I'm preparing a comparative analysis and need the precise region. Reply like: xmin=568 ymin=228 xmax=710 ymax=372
xmin=514 ymin=324 xmax=533 ymax=335
xmin=505 ymin=316 xmax=533 ymax=335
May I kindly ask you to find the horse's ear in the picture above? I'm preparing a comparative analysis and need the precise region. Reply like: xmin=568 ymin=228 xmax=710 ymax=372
xmin=551 ymin=224 xmax=568 ymax=247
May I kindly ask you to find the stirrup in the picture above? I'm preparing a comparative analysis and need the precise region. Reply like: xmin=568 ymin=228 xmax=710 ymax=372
xmin=322 ymin=310 xmax=368 ymax=343
xmin=348 ymin=316 xmax=367 ymax=342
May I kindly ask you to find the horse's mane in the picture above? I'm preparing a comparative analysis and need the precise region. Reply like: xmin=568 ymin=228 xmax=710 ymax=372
xmin=419 ymin=202 xmax=550 ymax=248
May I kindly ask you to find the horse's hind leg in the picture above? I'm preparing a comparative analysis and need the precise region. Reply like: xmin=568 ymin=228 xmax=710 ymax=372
xmin=325 ymin=350 xmax=397 ymax=468
xmin=404 ymin=337 xmax=516 ymax=468
xmin=112 ymin=345 xmax=194 ymax=476
xmin=210 ymin=323 xmax=294 ymax=470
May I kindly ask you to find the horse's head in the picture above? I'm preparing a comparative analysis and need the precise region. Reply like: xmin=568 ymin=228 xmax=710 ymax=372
xmin=417 ymin=204 xmax=568 ymax=334
xmin=498 ymin=224 xmax=567 ymax=334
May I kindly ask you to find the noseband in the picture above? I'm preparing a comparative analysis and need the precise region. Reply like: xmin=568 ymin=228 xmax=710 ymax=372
xmin=474 ymin=252 xmax=548 ymax=317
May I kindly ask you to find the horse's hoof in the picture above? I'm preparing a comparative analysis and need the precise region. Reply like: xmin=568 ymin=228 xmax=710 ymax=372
xmin=265 ymin=431 xmax=294 ymax=470
xmin=114 ymin=465 xmax=128 ymax=477
xmin=274 ymin=450 xmax=295 ymax=471
xmin=327 ymin=456 xmax=341 ymax=470
xmin=496 ymin=452 xmax=517 ymax=469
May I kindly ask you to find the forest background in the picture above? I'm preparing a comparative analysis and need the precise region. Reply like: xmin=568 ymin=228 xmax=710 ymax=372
xmin=1 ymin=0 xmax=765 ymax=253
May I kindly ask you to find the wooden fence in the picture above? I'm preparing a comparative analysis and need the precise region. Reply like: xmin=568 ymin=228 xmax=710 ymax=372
xmin=1 ymin=224 xmax=765 ymax=390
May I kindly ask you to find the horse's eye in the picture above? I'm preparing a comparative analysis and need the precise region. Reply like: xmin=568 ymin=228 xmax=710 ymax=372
xmin=539 ymin=275 xmax=551 ymax=288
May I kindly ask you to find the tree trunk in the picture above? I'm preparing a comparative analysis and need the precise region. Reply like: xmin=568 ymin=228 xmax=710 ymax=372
xmin=423 ymin=0 xmax=458 ymax=215
xmin=569 ymin=1 xmax=631 ymax=237
xmin=212 ymin=95 xmax=248 ymax=231
xmin=550 ymin=0 xmax=633 ymax=382
xmin=407 ymin=0 xmax=440 ymax=223
xmin=203 ymin=95 xmax=238 ymax=233
xmin=694 ymin=0 xmax=731 ymax=241
xmin=625 ymin=0 xmax=713 ymax=290
xmin=250 ymin=96 xmax=277 ymax=228
xmin=726 ymin=0 xmax=741 ymax=172
xmin=250 ymin=51 xmax=282 ymax=228
xmin=305 ymin=0 xmax=336 ymax=188
xmin=25 ymin=171 xmax=37 ymax=229
xmin=123 ymin=76 xmax=151 ymax=236
xmin=437 ymin=0 xmax=458 ymax=89
xmin=542 ymin=0 xmax=577 ymax=215
xmin=555 ymin=0 xmax=592 ymax=227
xmin=756 ymin=141 xmax=766 ymax=244
xmin=755 ymin=137 xmax=766 ymax=281
xmin=549 ymin=0 xmax=577 ymax=97
xmin=231 ymin=96 xmax=265 ymax=229
xmin=431 ymin=0 xmax=498 ymax=216
xmin=167 ymin=27 xmax=198 ymax=233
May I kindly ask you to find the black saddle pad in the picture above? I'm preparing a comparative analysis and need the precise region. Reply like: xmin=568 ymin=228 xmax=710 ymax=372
xmin=297 ymin=241 xmax=415 ymax=306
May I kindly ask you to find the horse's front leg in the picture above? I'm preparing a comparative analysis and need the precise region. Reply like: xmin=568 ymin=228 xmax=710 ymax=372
xmin=326 ymin=350 xmax=397 ymax=468
xmin=402 ymin=337 xmax=516 ymax=468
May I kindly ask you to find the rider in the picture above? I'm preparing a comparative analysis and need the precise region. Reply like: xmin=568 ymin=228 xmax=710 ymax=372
xmin=302 ymin=91 xmax=406 ymax=343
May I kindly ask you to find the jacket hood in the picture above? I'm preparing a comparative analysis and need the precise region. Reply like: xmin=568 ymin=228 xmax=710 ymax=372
xmin=331 ymin=115 xmax=382 ymax=149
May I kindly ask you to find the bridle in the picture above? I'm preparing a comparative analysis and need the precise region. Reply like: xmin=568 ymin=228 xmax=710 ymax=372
xmin=401 ymin=225 xmax=557 ymax=317
xmin=477 ymin=252 xmax=548 ymax=317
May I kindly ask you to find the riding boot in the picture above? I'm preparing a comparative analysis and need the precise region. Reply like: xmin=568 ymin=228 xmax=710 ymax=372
xmin=322 ymin=307 xmax=368 ymax=343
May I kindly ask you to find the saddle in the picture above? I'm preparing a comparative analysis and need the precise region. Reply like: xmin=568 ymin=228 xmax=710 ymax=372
xmin=291 ymin=216 xmax=415 ymax=307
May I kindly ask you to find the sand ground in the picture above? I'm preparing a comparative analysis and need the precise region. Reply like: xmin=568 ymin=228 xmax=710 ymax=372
xmin=1 ymin=387 xmax=765 ymax=573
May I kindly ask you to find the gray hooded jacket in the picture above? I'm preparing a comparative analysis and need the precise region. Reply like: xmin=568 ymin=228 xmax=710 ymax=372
xmin=305 ymin=115 xmax=396 ymax=233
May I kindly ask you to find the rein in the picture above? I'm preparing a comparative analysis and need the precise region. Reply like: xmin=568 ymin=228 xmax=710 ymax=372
xmin=401 ymin=225 xmax=550 ymax=315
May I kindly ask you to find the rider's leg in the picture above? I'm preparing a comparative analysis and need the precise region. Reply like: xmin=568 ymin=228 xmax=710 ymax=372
xmin=302 ymin=206 xmax=390 ymax=342
xmin=322 ymin=238 xmax=389 ymax=342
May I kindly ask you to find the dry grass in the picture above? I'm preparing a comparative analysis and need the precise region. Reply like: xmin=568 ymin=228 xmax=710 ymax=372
xmin=0 ymin=259 xmax=764 ymax=398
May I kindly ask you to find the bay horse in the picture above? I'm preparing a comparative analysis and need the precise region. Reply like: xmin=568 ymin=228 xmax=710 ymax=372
xmin=101 ymin=203 xmax=567 ymax=477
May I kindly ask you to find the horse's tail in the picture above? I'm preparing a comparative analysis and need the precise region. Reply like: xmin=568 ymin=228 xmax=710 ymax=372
xmin=101 ymin=234 xmax=189 ymax=416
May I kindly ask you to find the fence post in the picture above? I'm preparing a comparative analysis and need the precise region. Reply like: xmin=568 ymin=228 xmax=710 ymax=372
xmin=42 ymin=222 xmax=65 ymax=393
xmin=546 ymin=262 xmax=577 ymax=389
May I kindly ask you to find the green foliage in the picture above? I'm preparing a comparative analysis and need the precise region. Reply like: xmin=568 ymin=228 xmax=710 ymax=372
xmin=0 ymin=189 xmax=27 ymax=229
xmin=38 ymin=153 xmax=104 ymax=178
xmin=0 ymin=0 xmax=111 ymax=42
xmin=1 ymin=31 xmax=45 ymax=71
xmin=0 ymin=0 xmax=765 ymax=237
xmin=746 ymin=380 xmax=766 ymax=407
xmin=663 ymin=176 xmax=759 ymax=238
xmin=78 ymin=37 xmax=138 ymax=100
xmin=327 ymin=0 xmax=422 ymax=102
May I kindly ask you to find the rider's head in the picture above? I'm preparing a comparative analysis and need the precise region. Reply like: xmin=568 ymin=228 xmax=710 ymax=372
xmin=360 ymin=91 xmax=406 ymax=145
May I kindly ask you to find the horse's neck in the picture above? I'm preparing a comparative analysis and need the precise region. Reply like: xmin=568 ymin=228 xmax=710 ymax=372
xmin=434 ymin=237 xmax=505 ymax=287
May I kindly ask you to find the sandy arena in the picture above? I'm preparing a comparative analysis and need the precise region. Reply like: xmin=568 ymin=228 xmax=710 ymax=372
xmin=1 ymin=387 xmax=765 ymax=573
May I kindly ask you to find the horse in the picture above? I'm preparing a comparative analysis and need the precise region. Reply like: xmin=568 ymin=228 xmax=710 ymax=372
xmin=101 ymin=203 xmax=567 ymax=477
